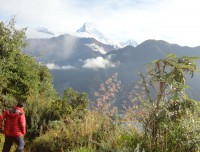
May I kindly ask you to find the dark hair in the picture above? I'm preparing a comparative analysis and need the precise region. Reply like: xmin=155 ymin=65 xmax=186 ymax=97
xmin=17 ymin=102 xmax=24 ymax=108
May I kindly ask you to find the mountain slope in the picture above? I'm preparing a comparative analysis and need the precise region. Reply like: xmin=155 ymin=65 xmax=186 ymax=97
xmin=23 ymin=34 xmax=115 ymax=68
xmin=23 ymin=39 xmax=200 ymax=102
xmin=105 ymin=40 xmax=200 ymax=100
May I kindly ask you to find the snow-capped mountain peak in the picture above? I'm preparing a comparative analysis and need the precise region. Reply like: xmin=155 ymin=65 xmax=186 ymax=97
xmin=76 ymin=22 xmax=107 ymax=41
xmin=73 ymin=22 xmax=138 ymax=48
xmin=76 ymin=22 xmax=96 ymax=33
xmin=120 ymin=39 xmax=138 ymax=47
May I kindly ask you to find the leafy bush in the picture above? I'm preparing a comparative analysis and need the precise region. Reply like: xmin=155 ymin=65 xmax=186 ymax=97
xmin=28 ymin=111 xmax=114 ymax=151
xmin=27 ymin=130 xmax=63 ymax=152
xmin=127 ymin=54 xmax=200 ymax=152
xmin=28 ymin=110 xmax=145 ymax=152
xmin=25 ymin=96 xmax=54 ymax=139
xmin=115 ymin=126 xmax=143 ymax=151
xmin=72 ymin=146 xmax=96 ymax=152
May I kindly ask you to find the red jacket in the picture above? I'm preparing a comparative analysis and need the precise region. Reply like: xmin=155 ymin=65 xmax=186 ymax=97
xmin=0 ymin=107 xmax=26 ymax=137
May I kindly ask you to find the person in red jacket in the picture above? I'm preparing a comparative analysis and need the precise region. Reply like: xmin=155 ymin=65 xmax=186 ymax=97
xmin=0 ymin=102 xmax=26 ymax=152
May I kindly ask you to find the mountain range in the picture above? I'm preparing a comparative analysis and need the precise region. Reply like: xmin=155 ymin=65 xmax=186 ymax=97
xmin=72 ymin=22 xmax=138 ymax=48
xmin=23 ymin=23 xmax=200 ymax=105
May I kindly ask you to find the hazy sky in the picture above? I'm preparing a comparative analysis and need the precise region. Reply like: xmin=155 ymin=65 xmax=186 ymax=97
xmin=1 ymin=0 xmax=200 ymax=46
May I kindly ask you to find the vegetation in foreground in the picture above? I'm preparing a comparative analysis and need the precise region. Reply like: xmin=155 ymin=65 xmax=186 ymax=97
xmin=0 ymin=18 xmax=200 ymax=152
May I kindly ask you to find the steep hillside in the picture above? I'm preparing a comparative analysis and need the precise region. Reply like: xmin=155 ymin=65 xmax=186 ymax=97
xmin=24 ymin=34 xmax=115 ymax=67
xmin=23 ymin=39 xmax=200 ymax=102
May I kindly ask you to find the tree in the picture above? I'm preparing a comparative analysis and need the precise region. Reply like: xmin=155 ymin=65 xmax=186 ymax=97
xmin=62 ymin=87 xmax=89 ymax=120
xmin=129 ymin=54 xmax=200 ymax=151
xmin=0 ymin=18 xmax=57 ymax=107
xmin=0 ymin=18 xmax=35 ymax=102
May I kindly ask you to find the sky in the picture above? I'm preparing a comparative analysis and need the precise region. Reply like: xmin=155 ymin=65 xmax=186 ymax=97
xmin=1 ymin=0 xmax=200 ymax=47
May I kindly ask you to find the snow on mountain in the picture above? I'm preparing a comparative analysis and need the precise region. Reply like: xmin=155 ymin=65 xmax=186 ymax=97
xmin=73 ymin=22 xmax=138 ymax=49
xmin=120 ymin=39 xmax=138 ymax=47
xmin=76 ymin=22 xmax=107 ymax=42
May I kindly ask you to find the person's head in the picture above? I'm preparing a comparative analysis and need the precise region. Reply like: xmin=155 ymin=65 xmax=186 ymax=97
xmin=16 ymin=102 xmax=24 ymax=108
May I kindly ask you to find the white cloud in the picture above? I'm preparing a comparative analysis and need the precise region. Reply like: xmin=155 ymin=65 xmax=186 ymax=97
xmin=1 ymin=0 xmax=200 ymax=46
xmin=32 ymin=35 xmax=78 ymax=60
xmin=36 ymin=25 xmax=55 ymax=35
xmin=85 ymin=43 xmax=107 ymax=54
xmin=46 ymin=63 xmax=76 ymax=70
xmin=82 ymin=56 xmax=118 ymax=70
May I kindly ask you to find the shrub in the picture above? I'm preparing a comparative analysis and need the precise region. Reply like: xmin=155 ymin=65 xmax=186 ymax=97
xmin=115 ymin=126 xmax=143 ymax=151
xmin=128 ymin=54 xmax=200 ymax=152
xmin=27 ymin=130 xmax=62 ymax=152
xmin=72 ymin=146 xmax=96 ymax=152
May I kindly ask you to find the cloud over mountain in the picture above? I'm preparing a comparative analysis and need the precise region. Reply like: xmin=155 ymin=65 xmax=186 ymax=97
xmin=82 ymin=56 xmax=117 ymax=70
xmin=36 ymin=26 xmax=55 ymax=35
xmin=46 ymin=63 xmax=76 ymax=70
xmin=85 ymin=43 xmax=107 ymax=54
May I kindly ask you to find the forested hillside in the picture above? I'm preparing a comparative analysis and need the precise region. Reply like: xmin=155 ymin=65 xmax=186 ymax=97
xmin=1 ymin=19 xmax=200 ymax=152
xmin=23 ymin=32 xmax=200 ymax=104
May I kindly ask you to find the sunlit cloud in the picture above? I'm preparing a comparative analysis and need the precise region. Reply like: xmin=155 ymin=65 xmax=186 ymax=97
xmin=46 ymin=63 xmax=76 ymax=70
xmin=82 ymin=56 xmax=118 ymax=70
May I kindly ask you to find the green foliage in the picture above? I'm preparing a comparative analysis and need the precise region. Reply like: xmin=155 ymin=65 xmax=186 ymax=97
xmin=72 ymin=146 xmax=96 ymax=152
xmin=25 ymin=87 xmax=89 ymax=141
xmin=131 ymin=54 xmax=200 ymax=151
xmin=0 ymin=18 xmax=57 ymax=106
xmin=0 ymin=18 xmax=58 ymax=140
xmin=27 ymin=130 xmax=62 ymax=152
xmin=6 ymin=53 xmax=40 ymax=100
xmin=62 ymin=88 xmax=89 ymax=120
xmin=0 ymin=18 xmax=30 ymax=100
xmin=38 ymin=65 xmax=57 ymax=99
xmin=115 ymin=127 xmax=143 ymax=151
xmin=25 ymin=97 xmax=52 ymax=139
xmin=28 ymin=112 xmax=105 ymax=151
